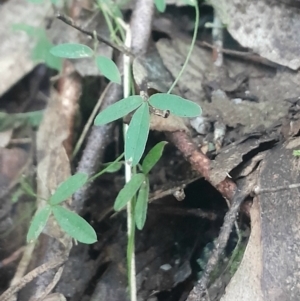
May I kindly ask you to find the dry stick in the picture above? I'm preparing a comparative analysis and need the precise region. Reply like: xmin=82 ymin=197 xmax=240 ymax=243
xmin=186 ymin=184 xmax=249 ymax=301
xmin=253 ymin=183 xmax=300 ymax=194
xmin=57 ymin=13 xmax=133 ymax=57
xmin=57 ymin=60 xmax=82 ymax=158
xmin=0 ymin=247 xmax=25 ymax=268
xmin=34 ymin=266 xmax=64 ymax=301
xmin=130 ymin=0 xmax=154 ymax=56
xmin=0 ymin=257 xmax=66 ymax=301
xmin=72 ymin=77 xmax=123 ymax=212
xmin=72 ymin=81 xmax=113 ymax=159
xmin=167 ymin=133 xmax=240 ymax=300
xmin=10 ymin=243 xmax=35 ymax=287
xmin=198 ymin=41 xmax=278 ymax=68
xmin=211 ymin=10 xmax=223 ymax=67
xmin=166 ymin=131 xmax=237 ymax=199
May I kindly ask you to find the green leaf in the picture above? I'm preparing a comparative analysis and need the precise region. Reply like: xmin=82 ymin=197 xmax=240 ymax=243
xmin=26 ymin=205 xmax=52 ymax=243
xmin=20 ymin=177 xmax=36 ymax=197
xmin=149 ymin=93 xmax=201 ymax=117
xmin=0 ymin=110 xmax=44 ymax=132
xmin=293 ymin=150 xmax=300 ymax=157
xmin=154 ymin=0 xmax=166 ymax=12
xmin=102 ymin=162 xmax=123 ymax=173
xmin=12 ymin=24 xmax=62 ymax=71
xmin=114 ymin=173 xmax=145 ymax=211
xmin=49 ymin=173 xmax=88 ymax=205
xmin=95 ymin=56 xmax=121 ymax=84
xmin=135 ymin=179 xmax=150 ymax=230
xmin=12 ymin=23 xmax=44 ymax=38
xmin=125 ymin=102 xmax=150 ymax=166
xmin=52 ymin=206 xmax=97 ymax=244
xmin=25 ymin=110 xmax=44 ymax=127
xmin=142 ymin=141 xmax=168 ymax=174
xmin=11 ymin=188 xmax=24 ymax=204
xmin=98 ymin=0 xmax=123 ymax=18
xmin=94 ymin=96 xmax=143 ymax=125
xmin=50 ymin=43 xmax=94 ymax=59
xmin=33 ymin=37 xmax=62 ymax=71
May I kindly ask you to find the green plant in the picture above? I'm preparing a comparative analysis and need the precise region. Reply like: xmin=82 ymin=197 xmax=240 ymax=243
xmin=154 ymin=0 xmax=167 ymax=12
xmin=0 ymin=110 xmax=44 ymax=131
xmin=12 ymin=24 xmax=62 ymax=71
xmin=50 ymin=43 xmax=121 ymax=84
xmin=25 ymin=0 xmax=201 ymax=300
xmin=26 ymin=153 xmax=124 ymax=244
xmin=114 ymin=141 xmax=167 ymax=229
xmin=293 ymin=150 xmax=300 ymax=157
xmin=26 ymin=173 xmax=96 ymax=244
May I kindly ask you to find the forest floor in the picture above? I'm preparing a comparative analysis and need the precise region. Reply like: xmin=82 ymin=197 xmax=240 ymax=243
xmin=0 ymin=1 xmax=300 ymax=301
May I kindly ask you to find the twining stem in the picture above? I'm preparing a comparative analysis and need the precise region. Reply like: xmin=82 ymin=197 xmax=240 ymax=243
xmin=167 ymin=1 xmax=200 ymax=94
xmin=98 ymin=1 xmax=126 ymax=47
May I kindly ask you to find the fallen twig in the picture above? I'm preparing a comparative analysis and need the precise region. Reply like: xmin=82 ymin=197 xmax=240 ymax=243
xmin=57 ymin=60 xmax=82 ymax=158
xmin=198 ymin=41 xmax=278 ymax=68
xmin=186 ymin=174 xmax=255 ymax=300
xmin=57 ymin=13 xmax=133 ymax=57
xmin=0 ymin=247 xmax=25 ymax=269
xmin=0 ymin=256 xmax=66 ymax=301
xmin=72 ymin=77 xmax=123 ymax=212
xmin=166 ymin=131 xmax=237 ymax=200
xmin=253 ymin=182 xmax=300 ymax=194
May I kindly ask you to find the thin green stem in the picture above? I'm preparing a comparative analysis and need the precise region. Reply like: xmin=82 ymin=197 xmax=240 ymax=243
xmin=115 ymin=20 xmax=126 ymax=42
xmin=167 ymin=1 xmax=200 ymax=94
xmin=102 ymin=7 xmax=117 ymax=41
xmin=88 ymin=153 xmax=124 ymax=182
xmin=123 ymin=26 xmax=137 ymax=301
xmin=100 ymin=1 xmax=125 ymax=46
xmin=127 ymin=194 xmax=136 ymax=297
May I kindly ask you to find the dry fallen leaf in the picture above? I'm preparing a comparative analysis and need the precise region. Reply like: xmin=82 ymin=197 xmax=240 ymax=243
xmin=15 ymin=90 xmax=73 ymax=300
xmin=36 ymin=90 xmax=72 ymax=244
xmin=150 ymin=114 xmax=189 ymax=132
xmin=0 ymin=0 xmax=53 ymax=97
xmin=210 ymin=0 xmax=300 ymax=70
